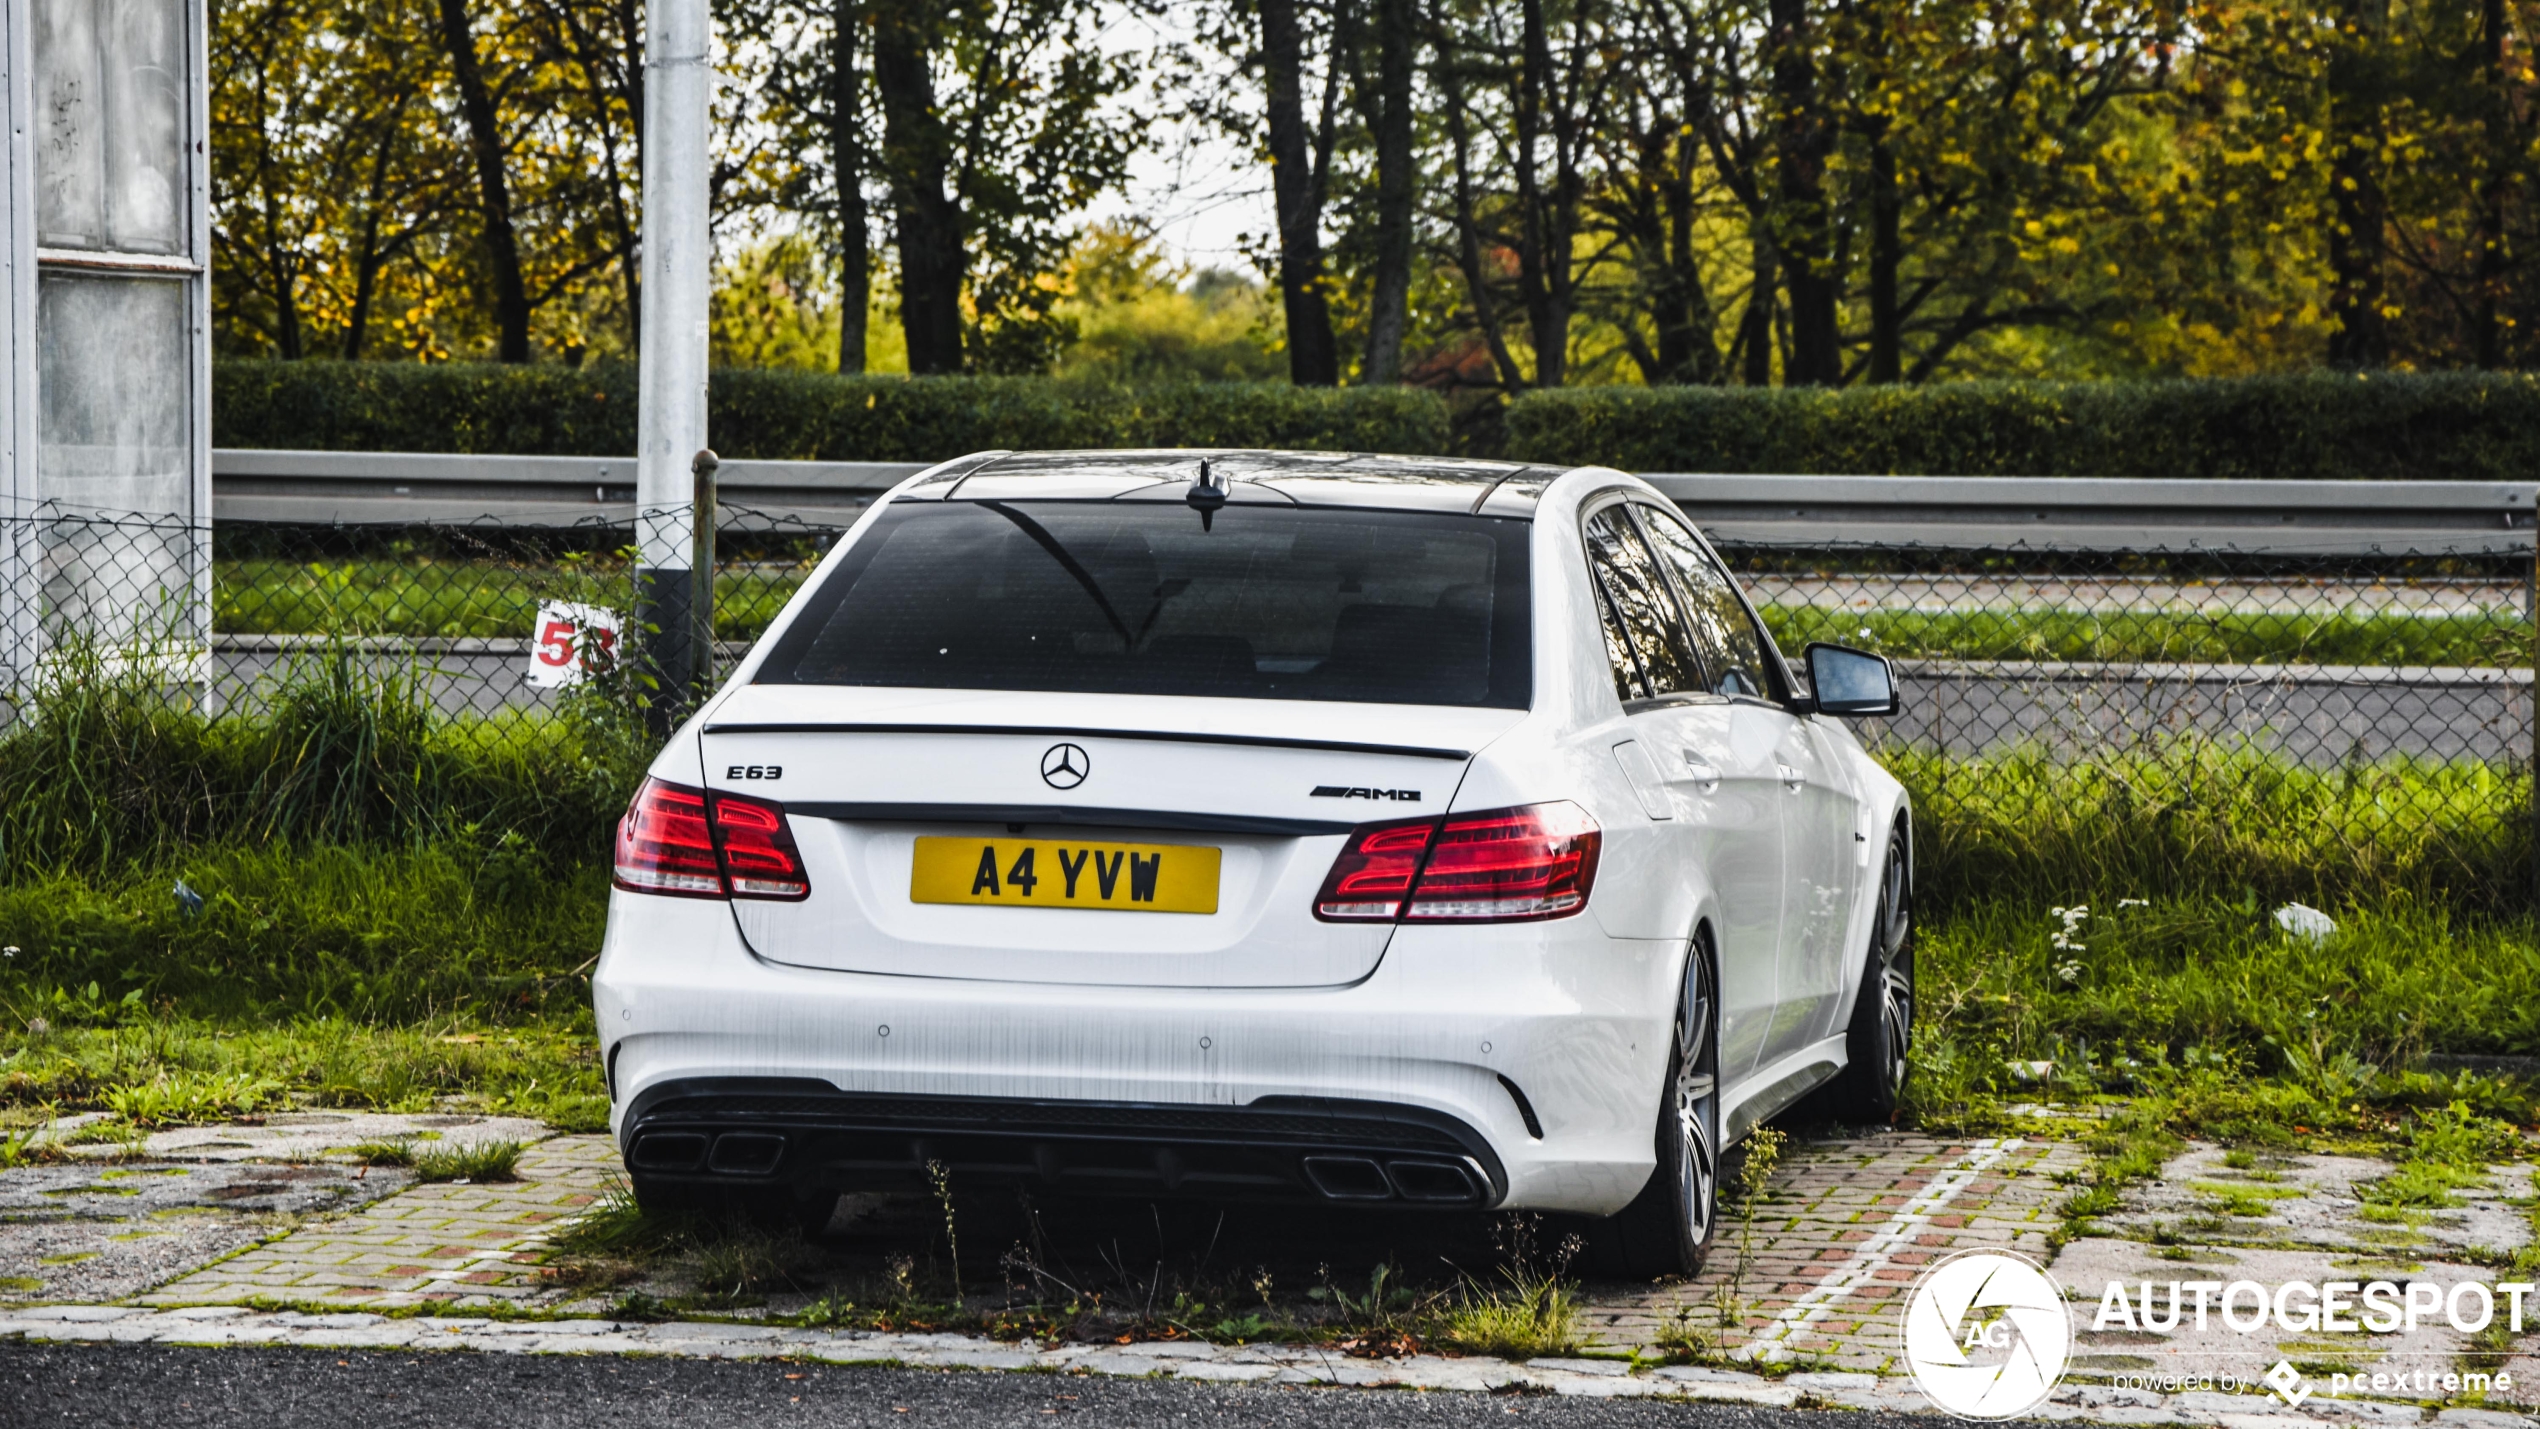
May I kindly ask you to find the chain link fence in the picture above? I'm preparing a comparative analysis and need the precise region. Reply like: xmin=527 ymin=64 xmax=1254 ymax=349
xmin=4 ymin=505 xmax=2532 ymax=904
xmin=1727 ymin=543 xmax=2535 ymax=905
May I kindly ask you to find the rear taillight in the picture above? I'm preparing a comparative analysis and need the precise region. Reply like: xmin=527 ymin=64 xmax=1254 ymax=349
xmin=614 ymin=779 xmax=720 ymax=897
xmin=1314 ymin=802 xmax=1599 ymax=924
xmin=613 ymin=777 xmax=810 ymax=901
xmin=1313 ymin=815 xmax=1438 ymax=920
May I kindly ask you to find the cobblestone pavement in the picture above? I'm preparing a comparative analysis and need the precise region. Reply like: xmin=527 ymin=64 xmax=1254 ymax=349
xmin=131 ymin=1136 xmax=616 ymax=1309
xmin=1 ymin=1112 xmax=2535 ymax=1425
xmin=0 ymin=1160 xmax=410 ymax=1305
xmin=2056 ymin=1141 xmax=2540 ymax=1397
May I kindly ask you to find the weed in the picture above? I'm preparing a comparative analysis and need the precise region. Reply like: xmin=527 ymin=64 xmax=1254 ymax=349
xmin=1439 ymin=1214 xmax=1584 ymax=1358
xmin=1309 ymin=1260 xmax=1420 ymax=1351
xmin=412 ymin=1138 xmax=523 ymax=1183
xmin=347 ymin=1138 xmax=418 ymax=1168
xmin=688 ymin=1227 xmax=794 ymax=1306
xmin=926 ymin=1159 xmax=962 ymax=1294
xmin=0 ymin=1122 xmax=58 ymax=1169
xmin=101 ymin=1070 xmax=280 ymax=1127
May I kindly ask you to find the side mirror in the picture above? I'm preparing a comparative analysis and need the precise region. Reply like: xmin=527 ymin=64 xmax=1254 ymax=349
xmin=1803 ymin=642 xmax=1899 ymax=717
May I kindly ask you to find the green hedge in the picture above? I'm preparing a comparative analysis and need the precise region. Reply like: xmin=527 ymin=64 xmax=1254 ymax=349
xmin=212 ymin=360 xmax=1451 ymax=460
xmin=1503 ymin=372 xmax=2540 ymax=479
xmin=215 ymin=362 xmax=2540 ymax=477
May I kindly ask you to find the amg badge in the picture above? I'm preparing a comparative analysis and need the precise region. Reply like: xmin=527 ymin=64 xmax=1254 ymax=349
xmin=1310 ymin=785 xmax=1423 ymax=801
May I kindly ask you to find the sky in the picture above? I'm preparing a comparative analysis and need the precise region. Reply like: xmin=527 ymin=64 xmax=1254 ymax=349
xmin=1096 ymin=2 xmax=1271 ymax=277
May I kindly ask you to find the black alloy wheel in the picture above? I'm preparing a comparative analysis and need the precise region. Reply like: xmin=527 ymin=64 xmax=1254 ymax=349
xmin=1587 ymin=933 xmax=1721 ymax=1280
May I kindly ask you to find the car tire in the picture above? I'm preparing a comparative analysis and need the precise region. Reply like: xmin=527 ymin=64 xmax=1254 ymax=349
xmin=1817 ymin=825 xmax=1913 ymax=1123
xmin=1586 ymin=933 xmax=1720 ymax=1281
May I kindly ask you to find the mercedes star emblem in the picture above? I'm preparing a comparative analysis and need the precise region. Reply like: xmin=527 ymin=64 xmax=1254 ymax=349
xmin=1040 ymin=742 xmax=1090 ymax=790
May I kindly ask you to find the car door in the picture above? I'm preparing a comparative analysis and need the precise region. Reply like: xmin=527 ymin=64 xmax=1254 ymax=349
xmin=1580 ymin=502 xmax=1785 ymax=1090
xmin=1633 ymin=503 xmax=1858 ymax=1067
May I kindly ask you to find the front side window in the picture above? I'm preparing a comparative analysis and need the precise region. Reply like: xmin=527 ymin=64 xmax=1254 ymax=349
xmin=1635 ymin=503 xmax=1779 ymax=700
xmin=756 ymin=500 xmax=1533 ymax=708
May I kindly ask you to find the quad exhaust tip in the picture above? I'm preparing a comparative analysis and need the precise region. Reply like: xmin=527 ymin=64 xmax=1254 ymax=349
xmin=1301 ymin=1154 xmax=1479 ymax=1204
xmin=630 ymin=1130 xmax=787 ymax=1177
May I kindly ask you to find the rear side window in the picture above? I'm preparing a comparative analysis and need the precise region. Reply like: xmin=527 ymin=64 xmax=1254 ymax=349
xmin=757 ymin=500 xmax=1533 ymax=708
xmin=1583 ymin=506 xmax=1705 ymax=701
xmin=1635 ymin=503 xmax=1779 ymax=699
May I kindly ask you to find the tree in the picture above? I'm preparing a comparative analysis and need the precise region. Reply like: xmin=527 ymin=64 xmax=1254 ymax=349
xmin=435 ymin=0 xmax=535 ymax=361
xmin=1360 ymin=0 xmax=1419 ymax=381
xmin=856 ymin=0 xmax=1145 ymax=373
xmin=1260 ymin=0 xmax=1346 ymax=384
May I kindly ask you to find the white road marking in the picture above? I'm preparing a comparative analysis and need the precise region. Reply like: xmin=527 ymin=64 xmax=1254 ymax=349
xmin=1740 ymin=1136 xmax=2025 ymax=1363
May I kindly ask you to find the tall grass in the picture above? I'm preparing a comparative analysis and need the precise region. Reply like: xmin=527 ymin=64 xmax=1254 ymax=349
xmin=0 ymin=1017 xmax=605 ymax=1130
xmin=0 ymin=841 xmax=605 ymax=1021
xmin=1889 ymin=744 xmax=2530 ymax=914
xmin=0 ymin=636 xmax=652 ymax=876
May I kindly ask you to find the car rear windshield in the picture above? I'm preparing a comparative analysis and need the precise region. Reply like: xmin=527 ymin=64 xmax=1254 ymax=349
xmin=755 ymin=500 xmax=1532 ymax=708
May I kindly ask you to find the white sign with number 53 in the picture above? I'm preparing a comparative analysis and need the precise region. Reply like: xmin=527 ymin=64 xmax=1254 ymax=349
xmin=527 ymin=601 xmax=623 ymax=689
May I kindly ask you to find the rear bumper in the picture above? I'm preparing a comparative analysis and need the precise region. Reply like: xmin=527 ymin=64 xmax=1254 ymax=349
xmin=593 ymin=894 xmax=1682 ymax=1216
xmin=623 ymin=1077 xmax=1505 ymax=1208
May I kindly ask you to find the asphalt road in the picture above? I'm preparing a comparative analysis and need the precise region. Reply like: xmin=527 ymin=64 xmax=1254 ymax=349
xmin=0 ymin=1344 xmax=1951 ymax=1429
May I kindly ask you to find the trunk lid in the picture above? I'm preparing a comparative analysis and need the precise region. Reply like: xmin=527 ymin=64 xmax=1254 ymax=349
xmin=699 ymin=684 xmax=1519 ymax=987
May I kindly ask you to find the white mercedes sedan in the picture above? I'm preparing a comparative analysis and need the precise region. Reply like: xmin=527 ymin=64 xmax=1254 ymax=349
xmin=593 ymin=450 xmax=1912 ymax=1278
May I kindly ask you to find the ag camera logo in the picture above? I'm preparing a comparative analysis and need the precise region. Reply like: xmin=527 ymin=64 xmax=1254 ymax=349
xmin=1904 ymin=1249 xmax=2074 ymax=1419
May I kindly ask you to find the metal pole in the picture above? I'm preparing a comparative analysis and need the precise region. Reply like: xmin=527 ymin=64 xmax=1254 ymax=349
xmin=691 ymin=449 xmax=719 ymax=695
xmin=0 ymin=0 xmax=38 ymax=701
xmin=634 ymin=0 xmax=713 ymax=733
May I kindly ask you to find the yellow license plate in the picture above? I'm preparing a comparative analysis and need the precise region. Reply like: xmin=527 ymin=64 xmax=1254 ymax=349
xmin=909 ymin=836 xmax=1221 ymax=914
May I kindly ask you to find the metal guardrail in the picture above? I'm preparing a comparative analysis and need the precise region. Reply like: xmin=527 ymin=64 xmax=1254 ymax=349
xmin=211 ymin=449 xmax=927 ymax=527
xmin=1642 ymin=474 xmax=2537 ymax=555
xmin=212 ymin=449 xmax=2537 ymax=555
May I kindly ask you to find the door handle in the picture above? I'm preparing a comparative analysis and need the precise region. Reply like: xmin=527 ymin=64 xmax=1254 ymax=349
xmin=1776 ymin=762 xmax=1805 ymax=791
xmin=1680 ymin=752 xmax=1722 ymax=792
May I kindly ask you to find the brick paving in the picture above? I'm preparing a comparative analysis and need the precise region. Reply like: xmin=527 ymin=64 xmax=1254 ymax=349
xmin=1582 ymin=1125 xmax=2089 ymax=1366
xmin=7 ymin=1108 xmax=2540 ymax=1420
xmin=134 ymin=1136 xmax=618 ymax=1310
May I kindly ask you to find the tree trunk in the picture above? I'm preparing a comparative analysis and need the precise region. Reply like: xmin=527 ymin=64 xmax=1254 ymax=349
xmin=1652 ymin=128 xmax=1722 ymax=384
xmin=833 ymin=0 xmax=871 ymax=374
xmin=872 ymin=0 xmax=965 ymax=374
xmin=2473 ymin=0 xmax=2510 ymax=367
xmin=1767 ymin=0 xmax=1839 ymax=384
xmin=1260 ymin=0 xmax=1339 ymax=386
xmin=343 ymin=135 xmax=398 ymax=360
xmin=1360 ymin=0 xmax=1415 ymax=383
xmin=434 ymin=0 xmax=532 ymax=362
xmin=1867 ymin=131 xmax=1901 ymax=383
xmin=618 ymin=0 xmax=643 ymax=351
xmin=1433 ymin=12 xmax=1527 ymax=391
xmin=345 ymin=242 xmax=381 ymax=361
xmin=270 ymin=246 xmax=303 ymax=359
xmin=1738 ymin=241 xmax=1775 ymax=385
xmin=1510 ymin=0 xmax=1570 ymax=388
xmin=2324 ymin=0 xmax=2390 ymax=367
